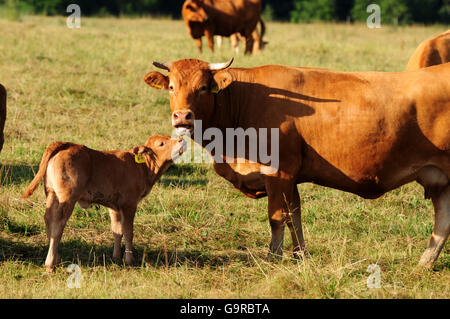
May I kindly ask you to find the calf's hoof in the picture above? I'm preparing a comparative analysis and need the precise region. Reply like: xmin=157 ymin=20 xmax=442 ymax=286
xmin=45 ymin=264 xmax=55 ymax=273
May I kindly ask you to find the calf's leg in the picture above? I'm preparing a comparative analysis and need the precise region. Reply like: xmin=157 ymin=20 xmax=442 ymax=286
xmin=44 ymin=193 xmax=75 ymax=272
xmin=121 ymin=206 xmax=137 ymax=265
xmin=109 ymin=208 xmax=123 ymax=260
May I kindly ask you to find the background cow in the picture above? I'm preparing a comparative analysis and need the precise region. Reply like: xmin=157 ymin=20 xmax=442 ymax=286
xmin=406 ymin=30 xmax=450 ymax=70
xmin=182 ymin=0 xmax=266 ymax=54
xmin=0 ymin=84 xmax=6 ymax=154
xmin=144 ymin=58 xmax=450 ymax=268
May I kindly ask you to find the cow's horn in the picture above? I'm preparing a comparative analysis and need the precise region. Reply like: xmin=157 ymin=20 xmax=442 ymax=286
xmin=153 ymin=61 xmax=171 ymax=71
xmin=209 ymin=58 xmax=234 ymax=71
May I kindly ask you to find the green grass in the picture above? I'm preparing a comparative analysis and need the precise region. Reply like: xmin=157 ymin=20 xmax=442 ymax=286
xmin=0 ymin=16 xmax=449 ymax=298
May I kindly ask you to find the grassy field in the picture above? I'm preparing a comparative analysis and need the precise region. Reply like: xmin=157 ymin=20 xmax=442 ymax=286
xmin=0 ymin=15 xmax=449 ymax=299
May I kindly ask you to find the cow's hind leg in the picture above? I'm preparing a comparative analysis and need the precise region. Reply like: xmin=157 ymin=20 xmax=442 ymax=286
xmin=44 ymin=193 xmax=76 ymax=272
xmin=417 ymin=166 xmax=449 ymax=267
xmin=251 ymin=29 xmax=261 ymax=54
xmin=109 ymin=208 xmax=123 ymax=260
xmin=230 ymin=34 xmax=239 ymax=54
xmin=419 ymin=185 xmax=450 ymax=267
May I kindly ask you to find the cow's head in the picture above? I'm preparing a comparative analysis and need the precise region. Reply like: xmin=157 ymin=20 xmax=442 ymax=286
xmin=182 ymin=0 xmax=209 ymax=39
xmin=143 ymin=58 xmax=234 ymax=136
xmin=182 ymin=0 xmax=208 ymax=22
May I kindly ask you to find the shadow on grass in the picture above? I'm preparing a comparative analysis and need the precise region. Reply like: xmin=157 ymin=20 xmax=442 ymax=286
xmin=0 ymin=236 xmax=254 ymax=269
xmin=158 ymin=163 xmax=209 ymax=188
xmin=0 ymin=164 xmax=39 ymax=186
xmin=1 ymin=219 xmax=41 ymax=237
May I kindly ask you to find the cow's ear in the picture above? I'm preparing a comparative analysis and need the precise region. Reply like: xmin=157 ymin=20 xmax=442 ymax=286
xmin=143 ymin=71 xmax=169 ymax=90
xmin=211 ymin=70 xmax=233 ymax=93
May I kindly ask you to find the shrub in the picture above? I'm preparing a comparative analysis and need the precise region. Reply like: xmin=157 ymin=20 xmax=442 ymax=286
xmin=291 ymin=0 xmax=337 ymax=23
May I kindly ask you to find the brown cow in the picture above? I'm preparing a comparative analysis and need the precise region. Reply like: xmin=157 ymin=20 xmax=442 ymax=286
xmin=144 ymin=58 xmax=450 ymax=268
xmin=181 ymin=0 xmax=265 ymax=54
xmin=22 ymin=135 xmax=186 ymax=271
xmin=406 ymin=30 xmax=450 ymax=70
xmin=0 ymin=84 xmax=6 ymax=154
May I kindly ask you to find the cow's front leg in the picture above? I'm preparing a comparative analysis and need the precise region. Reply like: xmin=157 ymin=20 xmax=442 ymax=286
xmin=288 ymin=185 xmax=307 ymax=258
xmin=195 ymin=38 xmax=202 ymax=54
xmin=419 ymin=185 xmax=450 ymax=267
xmin=265 ymin=177 xmax=301 ymax=260
xmin=204 ymin=29 xmax=214 ymax=52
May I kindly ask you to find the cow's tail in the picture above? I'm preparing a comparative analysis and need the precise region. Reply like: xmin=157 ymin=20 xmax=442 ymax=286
xmin=259 ymin=18 xmax=265 ymax=41
xmin=22 ymin=142 xmax=72 ymax=198
xmin=259 ymin=18 xmax=267 ymax=49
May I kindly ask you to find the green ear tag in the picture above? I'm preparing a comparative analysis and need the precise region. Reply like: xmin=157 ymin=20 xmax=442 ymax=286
xmin=135 ymin=153 xmax=146 ymax=164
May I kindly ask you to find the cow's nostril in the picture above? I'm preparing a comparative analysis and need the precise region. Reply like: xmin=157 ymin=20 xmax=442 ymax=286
xmin=185 ymin=112 xmax=192 ymax=120
xmin=173 ymin=113 xmax=179 ymax=119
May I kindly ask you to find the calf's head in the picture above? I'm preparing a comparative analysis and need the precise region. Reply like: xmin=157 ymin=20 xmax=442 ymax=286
xmin=133 ymin=135 xmax=186 ymax=171
xmin=143 ymin=58 xmax=234 ymax=136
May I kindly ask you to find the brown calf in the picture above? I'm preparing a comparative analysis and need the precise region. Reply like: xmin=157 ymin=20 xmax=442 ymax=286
xmin=22 ymin=135 xmax=186 ymax=271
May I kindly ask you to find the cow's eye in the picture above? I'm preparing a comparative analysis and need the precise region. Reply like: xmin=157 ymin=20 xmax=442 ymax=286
xmin=169 ymin=85 xmax=174 ymax=91
xmin=200 ymin=85 xmax=207 ymax=92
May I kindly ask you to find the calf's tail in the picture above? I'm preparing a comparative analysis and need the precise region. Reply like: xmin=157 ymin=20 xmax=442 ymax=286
xmin=22 ymin=142 xmax=72 ymax=198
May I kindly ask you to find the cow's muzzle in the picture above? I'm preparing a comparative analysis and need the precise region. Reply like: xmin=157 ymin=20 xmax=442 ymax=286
xmin=172 ymin=111 xmax=194 ymax=136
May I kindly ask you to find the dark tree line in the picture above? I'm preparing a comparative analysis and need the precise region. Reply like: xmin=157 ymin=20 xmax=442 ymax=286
xmin=1 ymin=0 xmax=449 ymax=24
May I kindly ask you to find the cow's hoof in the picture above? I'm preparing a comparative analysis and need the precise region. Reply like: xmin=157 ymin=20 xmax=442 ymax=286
xmin=265 ymin=251 xmax=282 ymax=262
xmin=293 ymin=249 xmax=309 ymax=260
xmin=124 ymin=250 xmax=135 ymax=266
xmin=418 ymin=250 xmax=437 ymax=269
xmin=112 ymin=253 xmax=122 ymax=261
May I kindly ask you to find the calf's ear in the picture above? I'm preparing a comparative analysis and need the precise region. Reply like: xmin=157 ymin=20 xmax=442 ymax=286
xmin=132 ymin=146 xmax=146 ymax=155
xmin=143 ymin=71 xmax=169 ymax=90
xmin=211 ymin=71 xmax=233 ymax=93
